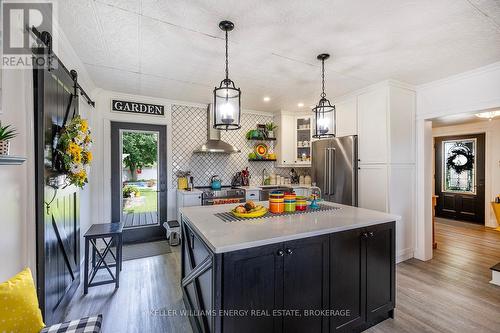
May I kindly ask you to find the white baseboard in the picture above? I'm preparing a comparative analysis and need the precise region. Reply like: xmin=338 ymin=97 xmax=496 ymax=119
xmin=491 ymin=270 xmax=500 ymax=286
xmin=396 ymin=248 xmax=414 ymax=263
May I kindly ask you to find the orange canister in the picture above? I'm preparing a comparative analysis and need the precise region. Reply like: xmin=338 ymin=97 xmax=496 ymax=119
xmin=296 ymin=196 xmax=307 ymax=211
xmin=269 ymin=192 xmax=285 ymax=214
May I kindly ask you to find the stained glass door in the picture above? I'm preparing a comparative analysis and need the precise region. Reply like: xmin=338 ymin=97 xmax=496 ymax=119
xmin=435 ymin=134 xmax=485 ymax=224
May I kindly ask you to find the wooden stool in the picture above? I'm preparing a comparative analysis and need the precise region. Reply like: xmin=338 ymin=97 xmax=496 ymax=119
xmin=83 ymin=222 xmax=124 ymax=294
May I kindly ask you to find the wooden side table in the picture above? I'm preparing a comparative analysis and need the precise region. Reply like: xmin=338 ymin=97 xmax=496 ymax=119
xmin=491 ymin=202 xmax=500 ymax=227
xmin=83 ymin=222 xmax=124 ymax=294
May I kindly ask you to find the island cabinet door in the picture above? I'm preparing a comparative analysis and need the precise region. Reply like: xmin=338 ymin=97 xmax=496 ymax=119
xmin=329 ymin=228 xmax=367 ymax=332
xmin=282 ymin=235 xmax=330 ymax=333
xmin=365 ymin=222 xmax=395 ymax=323
xmin=222 ymin=243 xmax=285 ymax=333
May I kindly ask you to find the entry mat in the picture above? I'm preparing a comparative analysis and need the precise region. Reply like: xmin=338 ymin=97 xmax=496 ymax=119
xmin=214 ymin=204 xmax=341 ymax=223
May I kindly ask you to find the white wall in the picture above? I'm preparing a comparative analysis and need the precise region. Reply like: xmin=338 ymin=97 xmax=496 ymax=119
xmin=415 ymin=62 xmax=500 ymax=260
xmin=432 ymin=119 xmax=500 ymax=228
xmin=88 ymin=89 xmax=176 ymax=227
xmin=0 ymin=18 xmax=95 ymax=281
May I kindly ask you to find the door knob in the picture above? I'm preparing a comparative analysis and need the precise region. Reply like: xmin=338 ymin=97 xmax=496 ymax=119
xmin=277 ymin=249 xmax=284 ymax=256
xmin=285 ymin=248 xmax=293 ymax=255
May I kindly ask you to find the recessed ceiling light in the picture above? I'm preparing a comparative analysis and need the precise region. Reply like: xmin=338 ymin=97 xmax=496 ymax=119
xmin=297 ymin=103 xmax=304 ymax=107
xmin=263 ymin=96 xmax=270 ymax=102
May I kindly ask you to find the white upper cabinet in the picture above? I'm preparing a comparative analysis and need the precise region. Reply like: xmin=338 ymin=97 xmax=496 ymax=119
xmin=357 ymin=83 xmax=415 ymax=165
xmin=275 ymin=114 xmax=295 ymax=166
xmin=358 ymin=88 xmax=388 ymax=164
xmin=294 ymin=116 xmax=312 ymax=166
xmin=388 ymin=86 xmax=416 ymax=164
xmin=275 ymin=113 xmax=312 ymax=167
xmin=335 ymin=97 xmax=357 ymax=137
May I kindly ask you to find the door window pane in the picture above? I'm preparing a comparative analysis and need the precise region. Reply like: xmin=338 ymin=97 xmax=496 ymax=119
xmin=442 ymin=139 xmax=476 ymax=194
xmin=121 ymin=130 xmax=159 ymax=227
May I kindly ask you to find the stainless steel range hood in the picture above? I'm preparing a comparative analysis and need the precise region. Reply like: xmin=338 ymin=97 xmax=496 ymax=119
xmin=194 ymin=105 xmax=241 ymax=153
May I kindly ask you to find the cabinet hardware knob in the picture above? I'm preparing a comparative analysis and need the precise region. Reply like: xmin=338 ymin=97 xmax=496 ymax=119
xmin=362 ymin=232 xmax=369 ymax=239
xmin=277 ymin=249 xmax=285 ymax=256
xmin=369 ymin=231 xmax=374 ymax=238
xmin=285 ymin=248 xmax=293 ymax=255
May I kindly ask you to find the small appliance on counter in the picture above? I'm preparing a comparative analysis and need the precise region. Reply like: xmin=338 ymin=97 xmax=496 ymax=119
xmin=210 ymin=175 xmax=222 ymax=190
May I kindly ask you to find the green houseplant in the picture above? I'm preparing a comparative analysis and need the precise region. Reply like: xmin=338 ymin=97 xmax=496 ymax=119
xmin=265 ymin=122 xmax=277 ymax=139
xmin=0 ymin=124 xmax=18 ymax=155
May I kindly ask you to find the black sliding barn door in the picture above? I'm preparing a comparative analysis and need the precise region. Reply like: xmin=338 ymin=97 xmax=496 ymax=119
xmin=34 ymin=61 xmax=81 ymax=325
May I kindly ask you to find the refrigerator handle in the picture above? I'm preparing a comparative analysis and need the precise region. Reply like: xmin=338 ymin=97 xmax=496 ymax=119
xmin=324 ymin=148 xmax=329 ymax=195
xmin=329 ymin=148 xmax=336 ymax=195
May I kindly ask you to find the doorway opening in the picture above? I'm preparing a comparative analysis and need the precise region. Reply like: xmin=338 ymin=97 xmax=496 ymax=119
xmin=111 ymin=122 xmax=167 ymax=243
xmin=426 ymin=111 xmax=500 ymax=256
xmin=434 ymin=133 xmax=485 ymax=224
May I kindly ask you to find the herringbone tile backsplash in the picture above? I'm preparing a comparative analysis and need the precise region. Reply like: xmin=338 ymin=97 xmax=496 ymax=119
xmin=171 ymin=104 xmax=309 ymax=189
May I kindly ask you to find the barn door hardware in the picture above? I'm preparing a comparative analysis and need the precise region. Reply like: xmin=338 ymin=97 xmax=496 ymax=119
xmin=28 ymin=26 xmax=95 ymax=107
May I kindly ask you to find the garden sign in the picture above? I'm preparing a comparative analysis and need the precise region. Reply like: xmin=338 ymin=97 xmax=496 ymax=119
xmin=112 ymin=100 xmax=165 ymax=116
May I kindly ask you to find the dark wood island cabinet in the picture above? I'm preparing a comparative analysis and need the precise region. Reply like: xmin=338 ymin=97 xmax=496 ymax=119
xmin=181 ymin=215 xmax=395 ymax=333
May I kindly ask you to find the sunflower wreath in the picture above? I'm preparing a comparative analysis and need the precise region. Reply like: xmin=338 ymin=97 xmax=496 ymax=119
xmin=57 ymin=116 xmax=92 ymax=188
xmin=446 ymin=145 xmax=474 ymax=174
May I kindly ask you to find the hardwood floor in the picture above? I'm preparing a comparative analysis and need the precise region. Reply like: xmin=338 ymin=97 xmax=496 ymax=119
xmin=367 ymin=218 xmax=500 ymax=333
xmin=63 ymin=219 xmax=500 ymax=332
xmin=63 ymin=246 xmax=193 ymax=333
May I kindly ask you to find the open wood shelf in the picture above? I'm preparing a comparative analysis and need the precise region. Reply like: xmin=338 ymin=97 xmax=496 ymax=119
xmin=248 ymin=159 xmax=277 ymax=162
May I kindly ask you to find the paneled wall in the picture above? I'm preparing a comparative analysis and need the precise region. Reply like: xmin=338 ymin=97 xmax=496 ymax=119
xmin=171 ymin=104 xmax=307 ymax=188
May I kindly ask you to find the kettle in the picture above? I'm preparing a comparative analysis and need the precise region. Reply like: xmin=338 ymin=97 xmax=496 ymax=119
xmin=210 ymin=175 xmax=222 ymax=190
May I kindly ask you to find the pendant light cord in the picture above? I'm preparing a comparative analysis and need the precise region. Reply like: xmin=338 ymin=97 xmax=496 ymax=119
xmin=321 ymin=59 xmax=326 ymax=98
xmin=225 ymin=30 xmax=229 ymax=83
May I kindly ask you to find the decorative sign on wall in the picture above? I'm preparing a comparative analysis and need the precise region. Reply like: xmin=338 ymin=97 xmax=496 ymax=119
xmin=112 ymin=100 xmax=165 ymax=116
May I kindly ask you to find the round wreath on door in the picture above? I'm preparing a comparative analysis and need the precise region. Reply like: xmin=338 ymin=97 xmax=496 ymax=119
xmin=446 ymin=144 xmax=474 ymax=174
xmin=57 ymin=116 xmax=92 ymax=188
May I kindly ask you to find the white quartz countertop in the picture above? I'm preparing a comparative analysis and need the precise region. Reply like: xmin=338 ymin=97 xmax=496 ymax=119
xmin=177 ymin=189 xmax=203 ymax=195
xmin=180 ymin=201 xmax=400 ymax=254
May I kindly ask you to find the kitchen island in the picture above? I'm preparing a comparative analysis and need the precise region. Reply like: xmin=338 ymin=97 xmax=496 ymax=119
xmin=180 ymin=201 xmax=399 ymax=333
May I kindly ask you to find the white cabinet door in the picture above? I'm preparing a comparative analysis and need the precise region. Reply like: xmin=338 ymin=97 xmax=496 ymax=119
xmin=358 ymin=165 xmax=388 ymax=212
xmin=294 ymin=116 xmax=312 ymax=166
xmin=335 ymin=98 xmax=357 ymax=137
xmin=183 ymin=194 xmax=202 ymax=207
xmin=276 ymin=114 xmax=295 ymax=166
xmin=357 ymin=89 xmax=388 ymax=164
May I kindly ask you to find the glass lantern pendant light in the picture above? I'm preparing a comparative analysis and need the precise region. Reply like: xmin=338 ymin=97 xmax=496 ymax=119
xmin=312 ymin=53 xmax=336 ymax=138
xmin=213 ymin=20 xmax=241 ymax=130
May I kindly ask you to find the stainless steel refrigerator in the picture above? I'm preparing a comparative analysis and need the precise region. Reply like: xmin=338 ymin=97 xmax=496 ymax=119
xmin=312 ymin=135 xmax=358 ymax=206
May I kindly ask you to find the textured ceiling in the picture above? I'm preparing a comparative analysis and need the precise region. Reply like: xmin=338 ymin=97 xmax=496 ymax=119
xmin=56 ymin=0 xmax=500 ymax=112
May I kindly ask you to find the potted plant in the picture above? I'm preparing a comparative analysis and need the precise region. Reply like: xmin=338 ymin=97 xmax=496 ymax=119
xmin=265 ymin=122 xmax=277 ymax=139
xmin=0 ymin=123 xmax=17 ymax=155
